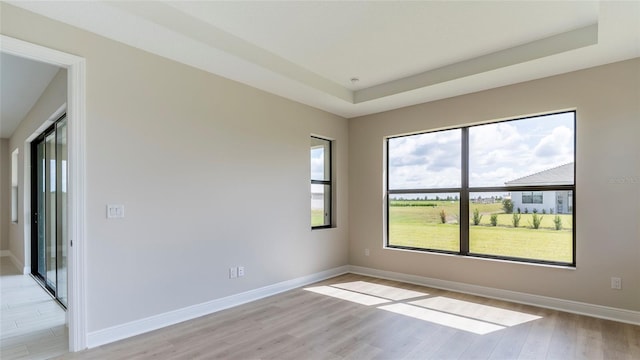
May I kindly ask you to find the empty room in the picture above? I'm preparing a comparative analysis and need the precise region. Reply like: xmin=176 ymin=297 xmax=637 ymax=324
xmin=0 ymin=1 xmax=638 ymax=359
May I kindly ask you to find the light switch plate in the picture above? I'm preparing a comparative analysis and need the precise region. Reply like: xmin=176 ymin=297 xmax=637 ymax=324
xmin=107 ymin=204 xmax=125 ymax=219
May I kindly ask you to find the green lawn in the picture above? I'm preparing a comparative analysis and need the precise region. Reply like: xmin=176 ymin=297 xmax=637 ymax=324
xmin=311 ymin=209 xmax=324 ymax=227
xmin=388 ymin=200 xmax=573 ymax=263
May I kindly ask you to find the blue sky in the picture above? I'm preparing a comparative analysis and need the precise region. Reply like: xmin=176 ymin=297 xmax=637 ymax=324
xmin=311 ymin=147 xmax=325 ymax=180
xmin=389 ymin=112 xmax=575 ymax=189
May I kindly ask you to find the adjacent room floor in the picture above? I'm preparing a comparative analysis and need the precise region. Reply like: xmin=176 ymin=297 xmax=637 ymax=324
xmin=0 ymin=258 xmax=68 ymax=359
xmin=58 ymin=273 xmax=639 ymax=359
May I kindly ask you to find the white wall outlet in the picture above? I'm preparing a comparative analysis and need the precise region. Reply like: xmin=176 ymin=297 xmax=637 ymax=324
xmin=238 ymin=266 xmax=245 ymax=277
xmin=107 ymin=204 xmax=125 ymax=219
xmin=229 ymin=267 xmax=238 ymax=279
xmin=365 ymin=248 xmax=370 ymax=256
xmin=611 ymin=277 xmax=622 ymax=290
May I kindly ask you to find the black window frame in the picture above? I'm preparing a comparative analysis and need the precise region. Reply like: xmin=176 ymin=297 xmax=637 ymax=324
xmin=386 ymin=111 xmax=576 ymax=266
xmin=311 ymin=136 xmax=332 ymax=230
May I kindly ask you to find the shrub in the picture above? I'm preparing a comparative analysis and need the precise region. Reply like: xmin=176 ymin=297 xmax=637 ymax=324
xmin=549 ymin=208 xmax=554 ymax=214
xmin=472 ymin=208 xmax=483 ymax=225
xmin=439 ymin=209 xmax=446 ymax=224
xmin=542 ymin=209 xmax=546 ymax=214
xmin=502 ymin=199 xmax=514 ymax=214
xmin=490 ymin=214 xmax=498 ymax=226
xmin=517 ymin=208 xmax=521 ymax=214
xmin=530 ymin=213 xmax=543 ymax=229
xmin=532 ymin=208 xmax=538 ymax=214
xmin=524 ymin=208 xmax=529 ymax=214
xmin=553 ymin=215 xmax=562 ymax=230
xmin=512 ymin=213 xmax=521 ymax=228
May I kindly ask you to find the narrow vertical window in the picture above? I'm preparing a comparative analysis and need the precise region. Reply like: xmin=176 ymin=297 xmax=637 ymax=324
xmin=311 ymin=136 xmax=332 ymax=229
xmin=11 ymin=148 xmax=19 ymax=223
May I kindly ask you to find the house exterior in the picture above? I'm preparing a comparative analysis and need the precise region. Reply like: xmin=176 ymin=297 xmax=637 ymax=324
xmin=505 ymin=163 xmax=574 ymax=214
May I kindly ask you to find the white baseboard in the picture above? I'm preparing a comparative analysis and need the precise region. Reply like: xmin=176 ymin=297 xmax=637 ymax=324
xmin=349 ymin=265 xmax=640 ymax=326
xmin=87 ymin=265 xmax=350 ymax=349
xmin=0 ymin=250 xmax=27 ymax=274
xmin=86 ymin=263 xmax=639 ymax=349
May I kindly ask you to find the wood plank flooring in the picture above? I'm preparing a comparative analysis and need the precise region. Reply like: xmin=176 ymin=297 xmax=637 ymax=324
xmin=0 ymin=257 xmax=68 ymax=359
xmin=57 ymin=273 xmax=639 ymax=359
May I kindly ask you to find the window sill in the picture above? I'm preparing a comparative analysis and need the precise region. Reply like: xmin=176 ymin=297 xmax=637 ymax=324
xmin=312 ymin=226 xmax=334 ymax=231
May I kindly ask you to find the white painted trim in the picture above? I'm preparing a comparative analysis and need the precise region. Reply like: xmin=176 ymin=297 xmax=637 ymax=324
xmin=87 ymin=265 xmax=350 ymax=349
xmin=66 ymin=45 xmax=88 ymax=354
xmin=349 ymin=265 xmax=640 ymax=326
xmin=25 ymin=103 xmax=67 ymax=143
xmin=1 ymin=35 xmax=88 ymax=352
xmin=0 ymin=250 xmax=26 ymax=274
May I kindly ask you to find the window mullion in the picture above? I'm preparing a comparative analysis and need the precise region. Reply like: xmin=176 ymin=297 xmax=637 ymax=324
xmin=386 ymin=111 xmax=574 ymax=266
xmin=460 ymin=127 xmax=470 ymax=255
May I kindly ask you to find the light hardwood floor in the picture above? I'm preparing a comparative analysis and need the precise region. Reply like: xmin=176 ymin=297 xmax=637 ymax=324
xmin=57 ymin=273 xmax=639 ymax=359
xmin=0 ymin=258 xmax=68 ymax=359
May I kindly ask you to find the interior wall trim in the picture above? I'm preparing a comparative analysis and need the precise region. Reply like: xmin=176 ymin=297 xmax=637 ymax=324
xmin=1 ymin=34 xmax=88 ymax=352
xmin=349 ymin=265 xmax=640 ymax=326
xmin=0 ymin=250 xmax=27 ymax=274
xmin=86 ymin=263 xmax=639 ymax=349
xmin=86 ymin=265 xmax=350 ymax=349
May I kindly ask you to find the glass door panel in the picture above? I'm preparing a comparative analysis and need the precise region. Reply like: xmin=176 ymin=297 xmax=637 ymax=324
xmin=31 ymin=115 xmax=67 ymax=307
xmin=36 ymin=141 xmax=46 ymax=280
xmin=45 ymin=132 xmax=57 ymax=291
xmin=56 ymin=118 xmax=68 ymax=306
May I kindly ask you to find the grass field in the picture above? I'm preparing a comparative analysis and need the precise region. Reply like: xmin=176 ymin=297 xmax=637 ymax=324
xmin=311 ymin=209 xmax=324 ymax=227
xmin=389 ymin=200 xmax=573 ymax=263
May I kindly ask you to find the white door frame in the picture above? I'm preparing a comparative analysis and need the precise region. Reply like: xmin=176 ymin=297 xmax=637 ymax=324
xmin=1 ymin=35 xmax=87 ymax=352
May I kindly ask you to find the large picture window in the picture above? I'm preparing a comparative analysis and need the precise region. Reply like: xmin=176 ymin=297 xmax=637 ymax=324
xmin=311 ymin=136 xmax=332 ymax=229
xmin=387 ymin=112 xmax=575 ymax=265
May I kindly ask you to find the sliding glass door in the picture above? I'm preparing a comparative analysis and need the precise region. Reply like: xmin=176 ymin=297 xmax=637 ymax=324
xmin=31 ymin=115 xmax=67 ymax=307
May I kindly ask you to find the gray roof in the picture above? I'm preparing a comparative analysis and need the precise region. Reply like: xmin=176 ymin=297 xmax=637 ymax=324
xmin=505 ymin=163 xmax=574 ymax=186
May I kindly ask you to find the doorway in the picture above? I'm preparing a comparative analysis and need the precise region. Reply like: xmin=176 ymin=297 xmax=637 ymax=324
xmin=31 ymin=115 xmax=68 ymax=307
xmin=1 ymin=34 xmax=87 ymax=351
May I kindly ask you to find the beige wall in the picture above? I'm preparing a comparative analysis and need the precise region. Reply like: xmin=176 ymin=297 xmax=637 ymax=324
xmin=0 ymin=138 xmax=8 ymax=251
xmin=349 ymin=58 xmax=640 ymax=312
xmin=2 ymin=1 xmax=637 ymax=342
xmin=1 ymin=3 xmax=349 ymax=333
xmin=6 ymin=68 xmax=66 ymax=271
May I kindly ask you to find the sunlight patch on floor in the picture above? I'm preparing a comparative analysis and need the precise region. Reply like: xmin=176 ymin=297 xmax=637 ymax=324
xmin=304 ymin=280 xmax=543 ymax=335
xmin=304 ymin=286 xmax=391 ymax=306
xmin=379 ymin=303 xmax=505 ymax=335
xmin=410 ymin=296 xmax=542 ymax=326
xmin=331 ymin=281 xmax=428 ymax=301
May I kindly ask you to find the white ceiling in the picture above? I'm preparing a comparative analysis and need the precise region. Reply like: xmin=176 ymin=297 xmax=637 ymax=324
xmin=0 ymin=52 xmax=61 ymax=139
xmin=4 ymin=1 xmax=640 ymax=119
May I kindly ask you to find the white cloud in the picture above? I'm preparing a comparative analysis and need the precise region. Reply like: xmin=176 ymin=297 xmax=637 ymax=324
xmin=390 ymin=113 xmax=575 ymax=188
xmin=389 ymin=129 xmax=461 ymax=189
xmin=533 ymin=125 xmax=573 ymax=160
xmin=311 ymin=148 xmax=325 ymax=180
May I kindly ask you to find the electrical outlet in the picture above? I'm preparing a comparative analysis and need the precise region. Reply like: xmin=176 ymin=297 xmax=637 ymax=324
xmin=611 ymin=277 xmax=622 ymax=290
xmin=229 ymin=267 xmax=238 ymax=279
xmin=238 ymin=266 xmax=245 ymax=277
xmin=365 ymin=248 xmax=370 ymax=256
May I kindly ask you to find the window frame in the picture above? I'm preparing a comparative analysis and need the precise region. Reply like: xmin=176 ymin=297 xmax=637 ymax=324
xmin=522 ymin=191 xmax=544 ymax=204
xmin=386 ymin=111 xmax=576 ymax=266
xmin=11 ymin=148 xmax=19 ymax=223
xmin=311 ymin=136 xmax=332 ymax=230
